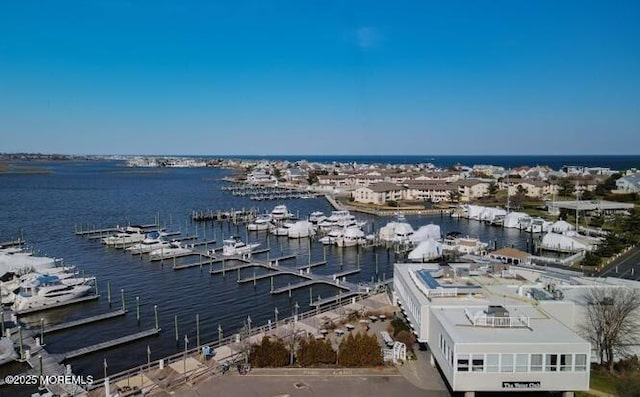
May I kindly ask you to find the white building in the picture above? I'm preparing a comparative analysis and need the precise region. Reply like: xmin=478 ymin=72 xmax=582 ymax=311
xmin=393 ymin=263 xmax=590 ymax=396
xmin=615 ymin=174 xmax=640 ymax=193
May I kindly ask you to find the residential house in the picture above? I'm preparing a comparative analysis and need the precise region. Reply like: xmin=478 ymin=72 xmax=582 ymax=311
xmin=352 ymin=182 xmax=406 ymax=205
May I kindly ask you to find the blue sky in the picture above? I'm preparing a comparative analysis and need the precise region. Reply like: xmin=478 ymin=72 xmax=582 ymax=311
xmin=1 ymin=1 xmax=638 ymax=155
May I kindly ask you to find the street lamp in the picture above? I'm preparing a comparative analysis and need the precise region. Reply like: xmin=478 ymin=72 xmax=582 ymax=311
xmin=294 ymin=302 xmax=299 ymax=323
xmin=274 ymin=307 xmax=279 ymax=324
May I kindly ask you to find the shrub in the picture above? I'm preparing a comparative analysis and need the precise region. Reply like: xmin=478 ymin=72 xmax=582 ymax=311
xmin=249 ymin=336 xmax=289 ymax=367
xmin=390 ymin=318 xmax=410 ymax=337
xmin=296 ymin=337 xmax=337 ymax=366
xmin=338 ymin=332 xmax=382 ymax=367
xmin=395 ymin=330 xmax=416 ymax=353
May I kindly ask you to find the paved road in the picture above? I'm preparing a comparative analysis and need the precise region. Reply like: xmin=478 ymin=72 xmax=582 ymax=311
xmin=598 ymin=246 xmax=640 ymax=281
xmin=158 ymin=371 xmax=451 ymax=397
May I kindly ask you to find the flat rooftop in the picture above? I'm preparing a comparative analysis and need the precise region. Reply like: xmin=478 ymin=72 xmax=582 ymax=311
xmin=431 ymin=305 xmax=588 ymax=346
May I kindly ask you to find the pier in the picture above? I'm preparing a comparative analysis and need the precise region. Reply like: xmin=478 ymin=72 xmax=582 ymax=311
xmin=44 ymin=309 xmax=127 ymax=334
xmin=62 ymin=328 xmax=161 ymax=361
xmin=16 ymin=294 xmax=100 ymax=315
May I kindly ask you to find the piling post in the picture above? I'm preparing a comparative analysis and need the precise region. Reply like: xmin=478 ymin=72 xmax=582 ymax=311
xmin=288 ymin=282 xmax=292 ymax=298
xmin=40 ymin=318 xmax=44 ymax=346
xmin=154 ymin=305 xmax=159 ymax=329
xmin=196 ymin=314 xmax=200 ymax=349
xmin=375 ymin=253 xmax=379 ymax=276
xmin=270 ymin=276 xmax=274 ymax=292
xmin=222 ymin=259 xmax=225 ymax=276
xmin=253 ymin=270 xmax=256 ymax=287
xmin=199 ymin=253 xmax=203 ymax=273
xmin=136 ymin=297 xmax=140 ymax=324
xmin=95 ymin=276 xmax=99 ymax=296
xmin=218 ymin=324 xmax=223 ymax=346
xmin=309 ymin=286 xmax=313 ymax=305
xmin=18 ymin=326 xmax=23 ymax=360
xmin=237 ymin=267 xmax=240 ymax=282
xmin=107 ymin=281 xmax=112 ymax=306
xmin=121 ymin=289 xmax=126 ymax=312
xmin=0 ymin=310 xmax=4 ymax=336
xmin=323 ymin=245 xmax=326 ymax=262
xmin=174 ymin=315 xmax=179 ymax=345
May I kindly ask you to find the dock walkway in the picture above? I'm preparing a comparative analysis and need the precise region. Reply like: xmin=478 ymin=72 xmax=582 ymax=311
xmin=44 ymin=309 xmax=127 ymax=334
xmin=62 ymin=328 xmax=161 ymax=361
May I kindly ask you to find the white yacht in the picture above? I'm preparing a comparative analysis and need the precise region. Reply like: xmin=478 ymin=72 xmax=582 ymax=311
xmin=335 ymin=226 xmax=368 ymax=247
xmin=272 ymin=221 xmax=295 ymax=236
xmin=221 ymin=237 xmax=260 ymax=256
xmin=12 ymin=274 xmax=95 ymax=312
xmin=271 ymin=205 xmax=293 ymax=221
xmin=0 ymin=337 xmax=17 ymax=365
xmin=318 ymin=210 xmax=360 ymax=230
xmin=247 ymin=214 xmax=273 ymax=231
xmin=102 ymin=226 xmax=145 ymax=246
xmin=287 ymin=221 xmax=316 ymax=239
xmin=2 ymin=266 xmax=77 ymax=304
xmin=149 ymin=241 xmax=193 ymax=261
xmin=442 ymin=236 xmax=488 ymax=255
xmin=319 ymin=228 xmax=345 ymax=245
xmin=378 ymin=221 xmax=414 ymax=244
xmin=308 ymin=211 xmax=326 ymax=224
xmin=126 ymin=231 xmax=169 ymax=254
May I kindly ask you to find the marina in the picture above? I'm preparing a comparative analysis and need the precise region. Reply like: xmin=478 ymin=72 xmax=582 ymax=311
xmin=0 ymin=159 xmax=603 ymax=388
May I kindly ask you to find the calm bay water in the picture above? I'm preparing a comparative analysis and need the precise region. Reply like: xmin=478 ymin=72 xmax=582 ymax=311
xmin=1 ymin=160 xmax=536 ymax=379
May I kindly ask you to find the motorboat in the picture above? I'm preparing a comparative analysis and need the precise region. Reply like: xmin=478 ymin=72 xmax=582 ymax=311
xmin=126 ymin=231 xmax=169 ymax=254
xmin=308 ymin=211 xmax=326 ymax=224
xmin=408 ymin=239 xmax=443 ymax=262
xmin=2 ymin=265 xmax=78 ymax=304
xmin=12 ymin=274 xmax=95 ymax=312
xmin=247 ymin=214 xmax=273 ymax=231
xmin=0 ymin=337 xmax=17 ymax=365
xmin=102 ymin=226 xmax=145 ymax=246
xmin=221 ymin=237 xmax=260 ymax=256
xmin=318 ymin=210 xmax=360 ymax=230
xmin=442 ymin=236 xmax=488 ymax=255
xmin=378 ymin=221 xmax=414 ymax=244
xmin=1 ymin=249 xmax=61 ymax=280
xmin=287 ymin=221 xmax=316 ymax=239
xmin=272 ymin=221 xmax=295 ymax=236
xmin=319 ymin=228 xmax=345 ymax=245
xmin=149 ymin=241 xmax=193 ymax=261
xmin=271 ymin=205 xmax=294 ymax=221
xmin=335 ymin=226 xmax=368 ymax=247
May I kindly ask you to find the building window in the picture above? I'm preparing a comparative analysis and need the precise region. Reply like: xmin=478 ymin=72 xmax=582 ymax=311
xmin=472 ymin=355 xmax=484 ymax=372
xmin=501 ymin=354 xmax=514 ymax=372
xmin=457 ymin=355 xmax=469 ymax=372
xmin=515 ymin=354 xmax=528 ymax=372
xmin=486 ymin=354 xmax=499 ymax=372
xmin=545 ymin=354 xmax=558 ymax=372
xmin=575 ymin=354 xmax=587 ymax=371
xmin=560 ymin=354 xmax=572 ymax=372
xmin=531 ymin=354 xmax=543 ymax=372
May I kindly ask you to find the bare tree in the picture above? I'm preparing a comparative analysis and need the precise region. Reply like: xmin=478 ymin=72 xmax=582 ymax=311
xmin=579 ymin=287 xmax=640 ymax=373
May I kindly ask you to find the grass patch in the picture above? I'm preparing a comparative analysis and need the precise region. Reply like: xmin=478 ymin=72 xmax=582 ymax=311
xmin=590 ymin=371 xmax=619 ymax=394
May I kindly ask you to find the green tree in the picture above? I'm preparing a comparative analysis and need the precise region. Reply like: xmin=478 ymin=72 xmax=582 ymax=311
xmin=558 ymin=178 xmax=575 ymax=197
xmin=447 ymin=190 xmax=461 ymax=203
xmin=488 ymin=182 xmax=499 ymax=195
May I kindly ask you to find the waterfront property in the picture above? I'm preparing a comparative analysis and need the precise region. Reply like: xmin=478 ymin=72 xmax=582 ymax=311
xmin=393 ymin=262 xmax=591 ymax=396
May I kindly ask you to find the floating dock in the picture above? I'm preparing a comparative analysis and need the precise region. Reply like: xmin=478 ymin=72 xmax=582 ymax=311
xmin=16 ymin=294 xmax=100 ymax=316
xmin=44 ymin=309 xmax=127 ymax=334
xmin=61 ymin=328 xmax=161 ymax=361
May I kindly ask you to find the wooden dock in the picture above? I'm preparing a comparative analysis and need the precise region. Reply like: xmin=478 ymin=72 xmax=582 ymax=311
xmin=310 ymin=291 xmax=363 ymax=307
xmin=294 ymin=261 xmax=327 ymax=271
xmin=191 ymin=239 xmax=217 ymax=247
xmin=16 ymin=294 xmax=100 ymax=315
xmin=149 ymin=252 xmax=200 ymax=262
xmin=172 ymin=256 xmax=232 ymax=271
xmin=44 ymin=309 xmax=127 ymax=334
xmin=62 ymin=328 xmax=161 ymax=361
xmin=237 ymin=269 xmax=310 ymax=284
xmin=75 ymin=227 xmax=119 ymax=236
xmin=267 ymin=254 xmax=296 ymax=264
xmin=271 ymin=279 xmax=351 ymax=294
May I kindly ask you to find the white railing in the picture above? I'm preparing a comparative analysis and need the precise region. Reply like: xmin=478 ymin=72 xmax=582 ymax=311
xmin=464 ymin=308 xmax=530 ymax=328
xmin=426 ymin=288 xmax=458 ymax=298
